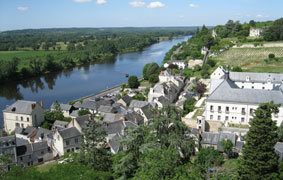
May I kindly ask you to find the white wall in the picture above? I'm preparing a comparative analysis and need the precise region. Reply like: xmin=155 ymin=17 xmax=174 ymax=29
xmin=205 ymin=101 xmax=283 ymax=127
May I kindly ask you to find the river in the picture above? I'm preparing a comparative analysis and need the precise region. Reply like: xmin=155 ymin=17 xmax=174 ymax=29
xmin=0 ymin=35 xmax=191 ymax=126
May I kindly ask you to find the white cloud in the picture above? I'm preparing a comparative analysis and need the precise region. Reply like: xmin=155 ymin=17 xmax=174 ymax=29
xmin=147 ymin=1 xmax=165 ymax=8
xmin=129 ymin=1 xmax=146 ymax=7
xmin=97 ymin=0 xmax=106 ymax=4
xmin=256 ymin=14 xmax=269 ymax=18
xmin=73 ymin=0 xmax=92 ymax=3
xmin=189 ymin=3 xmax=198 ymax=8
xmin=17 ymin=7 xmax=28 ymax=11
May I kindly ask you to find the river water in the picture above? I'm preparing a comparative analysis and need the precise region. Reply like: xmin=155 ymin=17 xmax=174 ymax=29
xmin=0 ymin=35 xmax=191 ymax=126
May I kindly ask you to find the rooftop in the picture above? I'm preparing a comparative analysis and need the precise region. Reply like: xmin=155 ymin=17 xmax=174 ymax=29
xmin=3 ymin=100 xmax=40 ymax=115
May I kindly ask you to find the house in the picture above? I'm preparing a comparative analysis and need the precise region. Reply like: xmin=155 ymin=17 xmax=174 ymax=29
xmin=97 ymin=105 xmax=116 ymax=115
xmin=103 ymin=113 xmax=125 ymax=124
xmin=205 ymin=66 xmax=283 ymax=132
xmin=3 ymin=100 xmax=45 ymax=133
xmin=164 ymin=60 xmax=187 ymax=70
xmin=249 ymin=28 xmax=263 ymax=37
xmin=148 ymin=71 xmax=185 ymax=106
xmin=34 ymin=127 xmax=52 ymax=143
xmin=0 ymin=135 xmax=17 ymax=169
xmin=51 ymin=103 xmax=74 ymax=117
xmin=125 ymin=110 xmax=144 ymax=125
xmin=117 ymin=95 xmax=132 ymax=107
xmin=74 ymin=99 xmax=113 ymax=114
xmin=15 ymin=126 xmax=37 ymax=143
xmin=50 ymin=127 xmax=82 ymax=156
xmin=16 ymin=141 xmax=54 ymax=167
xmin=68 ymin=114 xmax=100 ymax=133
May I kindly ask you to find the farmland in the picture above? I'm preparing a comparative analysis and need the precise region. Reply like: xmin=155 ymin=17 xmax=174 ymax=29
xmin=215 ymin=47 xmax=283 ymax=73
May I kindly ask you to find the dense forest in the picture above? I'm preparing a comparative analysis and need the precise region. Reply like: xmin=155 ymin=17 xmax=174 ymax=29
xmin=0 ymin=27 xmax=196 ymax=84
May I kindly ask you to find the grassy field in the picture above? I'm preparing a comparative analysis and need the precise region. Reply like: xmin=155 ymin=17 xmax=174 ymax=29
xmin=215 ymin=47 xmax=283 ymax=73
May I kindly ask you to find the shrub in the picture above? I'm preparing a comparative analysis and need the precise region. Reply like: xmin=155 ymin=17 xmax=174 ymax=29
xmin=268 ymin=53 xmax=275 ymax=59
xmin=128 ymin=75 xmax=140 ymax=89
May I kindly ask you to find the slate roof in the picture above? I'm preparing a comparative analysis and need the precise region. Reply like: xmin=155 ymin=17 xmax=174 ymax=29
xmin=51 ymin=103 xmax=72 ymax=111
xmin=230 ymin=71 xmax=283 ymax=84
xmin=32 ymin=141 xmax=49 ymax=151
xmin=121 ymin=95 xmax=132 ymax=105
xmin=74 ymin=100 xmax=97 ymax=110
xmin=34 ymin=128 xmax=51 ymax=141
xmin=52 ymin=120 xmax=69 ymax=130
xmin=3 ymin=100 xmax=39 ymax=115
xmin=201 ymin=132 xmax=219 ymax=145
xmin=103 ymin=113 xmax=124 ymax=123
xmin=98 ymin=105 xmax=114 ymax=113
xmin=75 ymin=115 xmax=100 ymax=130
xmin=105 ymin=121 xmax=124 ymax=135
xmin=108 ymin=134 xmax=121 ymax=154
xmin=69 ymin=110 xmax=79 ymax=118
xmin=129 ymin=100 xmax=149 ymax=109
xmin=15 ymin=126 xmax=37 ymax=138
xmin=0 ymin=135 xmax=16 ymax=145
xmin=207 ymin=78 xmax=283 ymax=105
xmin=125 ymin=111 xmax=144 ymax=125
xmin=58 ymin=127 xmax=81 ymax=140
xmin=141 ymin=105 xmax=153 ymax=120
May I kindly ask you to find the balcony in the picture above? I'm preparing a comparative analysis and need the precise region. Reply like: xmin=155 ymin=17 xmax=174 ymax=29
xmin=225 ymin=111 xmax=229 ymax=114
xmin=241 ymin=111 xmax=246 ymax=115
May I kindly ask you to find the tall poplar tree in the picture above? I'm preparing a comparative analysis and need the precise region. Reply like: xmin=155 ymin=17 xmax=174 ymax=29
xmin=238 ymin=102 xmax=280 ymax=180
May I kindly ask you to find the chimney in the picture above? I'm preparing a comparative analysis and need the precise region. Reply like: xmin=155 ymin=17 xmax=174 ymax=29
xmin=121 ymin=116 xmax=126 ymax=121
xmin=31 ymin=103 xmax=36 ymax=110
xmin=40 ymin=100 xmax=44 ymax=108
xmin=88 ymin=114 xmax=92 ymax=120
xmin=72 ymin=118 xmax=75 ymax=127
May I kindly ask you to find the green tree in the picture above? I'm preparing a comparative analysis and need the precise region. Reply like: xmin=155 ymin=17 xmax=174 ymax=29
xmin=67 ymin=43 xmax=76 ymax=51
xmin=249 ymin=20 xmax=256 ymax=27
xmin=128 ymin=75 xmax=140 ymax=89
xmin=238 ymin=102 xmax=280 ymax=180
xmin=79 ymin=118 xmax=111 ymax=171
xmin=221 ymin=139 xmax=233 ymax=158
xmin=142 ymin=63 xmax=151 ymax=80
xmin=145 ymin=63 xmax=160 ymax=79
xmin=149 ymin=73 xmax=159 ymax=84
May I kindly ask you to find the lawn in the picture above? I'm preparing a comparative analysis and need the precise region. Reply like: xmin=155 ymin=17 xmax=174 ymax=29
xmin=37 ymin=161 xmax=57 ymax=172
xmin=215 ymin=47 xmax=283 ymax=73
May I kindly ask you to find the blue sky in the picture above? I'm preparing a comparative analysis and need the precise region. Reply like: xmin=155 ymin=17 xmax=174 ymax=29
xmin=0 ymin=0 xmax=282 ymax=31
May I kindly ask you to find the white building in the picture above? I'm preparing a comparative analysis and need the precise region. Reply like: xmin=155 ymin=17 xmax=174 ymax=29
xmin=148 ymin=71 xmax=185 ymax=106
xmin=201 ymin=46 xmax=209 ymax=55
xmin=203 ymin=67 xmax=283 ymax=132
xmin=51 ymin=103 xmax=74 ymax=117
xmin=164 ymin=60 xmax=187 ymax=70
xmin=249 ymin=28 xmax=263 ymax=37
xmin=3 ymin=100 xmax=45 ymax=133
xmin=49 ymin=127 xmax=82 ymax=156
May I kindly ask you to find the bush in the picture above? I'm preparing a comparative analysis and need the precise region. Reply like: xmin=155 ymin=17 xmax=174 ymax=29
xmin=78 ymin=109 xmax=90 ymax=116
xmin=232 ymin=66 xmax=243 ymax=72
xmin=149 ymin=74 xmax=159 ymax=84
xmin=268 ymin=53 xmax=275 ymax=59
xmin=183 ymin=97 xmax=197 ymax=114
xmin=207 ymin=59 xmax=216 ymax=67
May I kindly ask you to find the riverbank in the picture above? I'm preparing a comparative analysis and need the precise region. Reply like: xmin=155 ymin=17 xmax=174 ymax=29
xmin=0 ymin=35 xmax=191 ymax=125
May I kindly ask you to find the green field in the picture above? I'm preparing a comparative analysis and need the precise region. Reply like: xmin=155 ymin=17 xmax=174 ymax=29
xmin=215 ymin=47 xmax=283 ymax=73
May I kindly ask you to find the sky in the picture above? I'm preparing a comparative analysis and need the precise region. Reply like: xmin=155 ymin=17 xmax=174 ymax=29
xmin=0 ymin=0 xmax=282 ymax=31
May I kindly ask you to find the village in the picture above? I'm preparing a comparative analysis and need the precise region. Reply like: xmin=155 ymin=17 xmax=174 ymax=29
xmin=1 ymin=54 xmax=283 ymax=169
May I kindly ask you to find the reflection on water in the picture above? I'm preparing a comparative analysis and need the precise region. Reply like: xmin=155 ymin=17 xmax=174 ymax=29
xmin=0 ymin=36 xmax=191 ymax=126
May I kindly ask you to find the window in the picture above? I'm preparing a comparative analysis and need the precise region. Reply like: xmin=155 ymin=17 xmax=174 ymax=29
xmin=29 ymin=155 xmax=31 ymax=159
xmin=198 ymin=120 xmax=202 ymax=124
xmin=20 ymin=157 xmax=23 ymax=161
xmin=262 ymin=87 xmax=265 ymax=89
xmin=210 ymin=105 xmax=214 ymax=111
xmin=218 ymin=116 xmax=221 ymax=121
xmin=21 ymin=123 xmax=24 ymax=128
xmin=242 ymin=86 xmax=244 ymax=89
xmin=242 ymin=108 xmax=246 ymax=115
xmin=72 ymin=148 xmax=74 ymax=152
xmin=16 ymin=116 xmax=18 ymax=121
xmin=16 ymin=123 xmax=20 ymax=127
xmin=226 ymin=107 xmax=229 ymax=113
xmin=67 ymin=149 xmax=70 ymax=153
xmin=28 ymin=162 xmax=30 ymax=166
xmin=218 ymin=106 xmax=222 ymax=113
xmin=210 ymin=115 xmax=213 ymax=120
xmin=21 ymin=117 xmax=23 ymax=121
xmin=66 ymin=140 xmax=70 ymax=146
xmin=252 ymin=86 xmax=254 ymax=89
xmin=27 ymin=117 xmax=29 ymax=122
xmin=75 ymin=138 xmax=78 ymax=143
xmin=41 ymin=151 xmax=44 ymax=155
xmin=241 ymin=118 xmax=245 ymax=122
xmin=250 ymin=108 xmax=254 ymax=115
xmin=225 ymin=116 xmax=228 ymax=121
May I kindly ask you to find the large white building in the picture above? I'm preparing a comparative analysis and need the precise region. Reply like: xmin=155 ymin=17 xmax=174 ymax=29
xmin=3 ymin=100 xmax=45 ymax=133
xmin=249 ymin=28 xmax=263 ymax=37
xmin=203 ymin=67 xmax=283 ymax=131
